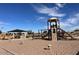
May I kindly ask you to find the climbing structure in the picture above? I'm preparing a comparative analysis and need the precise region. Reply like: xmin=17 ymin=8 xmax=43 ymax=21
xmin=32 ymin=17 xmax=75 ymax=40
xmin=47 ymin=17 xmax=75 ymax=40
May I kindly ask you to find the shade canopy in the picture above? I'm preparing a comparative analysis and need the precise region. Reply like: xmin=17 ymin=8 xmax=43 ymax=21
xmin=48 ymin=18 xmax=59 ymax=22
xmin=8 ymin=29 xmax=27 ymax=32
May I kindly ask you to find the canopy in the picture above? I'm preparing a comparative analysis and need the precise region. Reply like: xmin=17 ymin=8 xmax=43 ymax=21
xmin=8 ymin=29 xmax=27 ymax=32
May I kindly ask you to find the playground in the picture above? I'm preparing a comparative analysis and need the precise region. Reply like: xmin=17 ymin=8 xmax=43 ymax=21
xmin=0 ymin=18 xmax=79 ymax=55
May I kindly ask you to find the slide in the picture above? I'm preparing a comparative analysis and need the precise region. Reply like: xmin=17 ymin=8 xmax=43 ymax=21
xmin=58 ymin=28 xmax=75 ymax=40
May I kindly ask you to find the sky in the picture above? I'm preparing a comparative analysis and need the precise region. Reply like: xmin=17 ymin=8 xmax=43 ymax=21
xmin=0 ymin=3 xmax=79 ymax=32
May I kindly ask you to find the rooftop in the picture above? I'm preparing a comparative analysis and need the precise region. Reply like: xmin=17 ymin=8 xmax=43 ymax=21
xmin=8 ymin=29 xmax=28 ymax=32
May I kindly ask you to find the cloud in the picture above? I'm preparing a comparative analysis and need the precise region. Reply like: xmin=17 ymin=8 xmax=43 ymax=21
xmin=55 ymin=3 xmax=65 ymax=8
xmin=0 ymin=21 xmax=10 ymax=31
xmin=0 ymin=21 xmax=10 ymax=25
xmin=32 ymin=4 xmax=65 ymax=17
xmin=36 ymin=16 xmax=48 ymax=26
xmin=0 ymin=21 xmax=5 ymax=25
xmin=37 ymin=17 xmax=46 ymax=21
xmin=66 ymin=13 xmax=79 ymax=25
xmin=60 ymin=13 xmax=79 ymax=31
xmin=60 ymin=22 xmax=71 ymax=28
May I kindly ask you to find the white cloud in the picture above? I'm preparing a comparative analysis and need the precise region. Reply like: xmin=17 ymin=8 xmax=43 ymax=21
xmin=0 ymin=21 xmax=5 ymax=25
xmin=37 ymin=17 xmax=46 ymax=21
xmin=32 ymin=4 xmax=65 ymax=17
xmin=60 ymin=13 xmax=79 ymax=31
xmin=60 ymin=22 xmax=71 ymax=28
xmin=0 ymin=21 xmax=10 ymax=31
xmin=67 ymin=13 xmax=79 ymax=25
xmin=55 ymin=3 xmax=65 ymax=8
xmin=0 ymin=21 xmax=10 ymax=25
xmin=71 ymin=25 xmax=79 ymax=31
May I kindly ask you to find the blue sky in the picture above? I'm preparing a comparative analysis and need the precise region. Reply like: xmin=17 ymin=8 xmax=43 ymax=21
xmin=0 ymin=3 xmax=79 ymax=32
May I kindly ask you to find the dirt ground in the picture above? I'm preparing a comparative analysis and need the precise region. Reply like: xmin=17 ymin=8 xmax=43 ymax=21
xmin=0 ymin=39 xmax=79 ymax=55
xmin=0 ymin=39 xmax=51 ymax=55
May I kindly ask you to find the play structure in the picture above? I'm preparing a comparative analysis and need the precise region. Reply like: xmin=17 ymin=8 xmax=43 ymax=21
xmin=47 ymin=17 xmax=76 ymax=40
xmin=33 ymin=17 xmax=75 ymax=40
